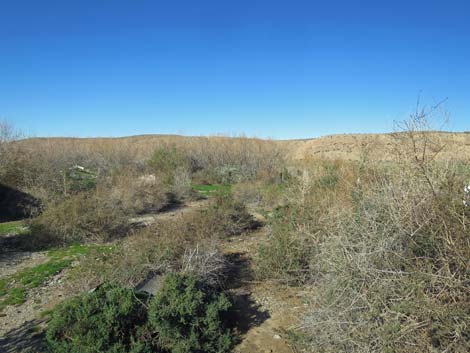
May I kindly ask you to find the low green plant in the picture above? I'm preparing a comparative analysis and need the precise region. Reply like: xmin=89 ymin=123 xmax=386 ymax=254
xmin=0 ymin=243 xmax=114 ymax=312
xmin=191 ymin=184 xmax=231 ymax=198
xmin=0 ymin=259 xmax=70 ymax=312
xmin=46 ymin=276 xmax=234 ymax=353
xmin=0 ymin=220 xmax=26 ymax=235
xmin=66 ymin=165 xmax=97 ymax=193
xmin=149 ymin=273 xmax=233 ymax=353
xmin=46 ymin=284 xmax=158 ymax=353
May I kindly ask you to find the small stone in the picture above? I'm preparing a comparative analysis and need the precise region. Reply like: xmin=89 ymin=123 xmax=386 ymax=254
xmin=273 ymin=334 xmax=281 ymax=340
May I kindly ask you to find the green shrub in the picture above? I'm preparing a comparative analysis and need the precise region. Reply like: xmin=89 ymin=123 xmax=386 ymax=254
xmin=316 ymin=163 xmax=339 ymax=188
xmin=149 ymin=273 xmax=233 ymax=353
xmin=66 ymin=165 xmax=97 ymax=193
xmin=46 ymin=284 xmax=159 ymax=353
xmin=149 ymin=145 xmax=191 ymax=186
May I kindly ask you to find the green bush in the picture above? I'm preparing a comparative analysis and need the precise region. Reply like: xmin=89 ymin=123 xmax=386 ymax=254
xmin=46 ymin=284 xmax=159 ymax=353
xmin=149 ymin=145 xmax=192 ymax=186
xmin=149 ymin=273 xmax=233 ymax=353
xmin=66 ymin=165 xmax=97 ymax=193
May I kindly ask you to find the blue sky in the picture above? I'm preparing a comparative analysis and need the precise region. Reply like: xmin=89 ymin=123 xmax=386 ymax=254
xmin=0 ymin=0 xmax=469 ymax=139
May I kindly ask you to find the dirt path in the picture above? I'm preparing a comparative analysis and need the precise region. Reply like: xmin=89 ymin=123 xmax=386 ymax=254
xmin=129 ymin=199 xmax=209 ymax=226
xmin=221 ymin=213 xmax=304 ymax=353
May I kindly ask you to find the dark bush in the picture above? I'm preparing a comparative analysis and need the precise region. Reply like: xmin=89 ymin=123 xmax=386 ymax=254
xmin=149 ymin=273 xmax=233 ymax=353
xmin=46 ymin=284 xmax=159 ymax=353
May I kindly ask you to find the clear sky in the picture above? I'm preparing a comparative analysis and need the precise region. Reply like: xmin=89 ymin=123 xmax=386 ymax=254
xmin=0 ymin=0 xmax=469 ymax=139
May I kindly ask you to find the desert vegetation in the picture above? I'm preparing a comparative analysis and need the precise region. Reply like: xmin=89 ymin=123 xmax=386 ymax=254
xmin=255 ymin=109 xmax=470 ymax=352
xmin=1 ymin=112 xmax=469 ymax=352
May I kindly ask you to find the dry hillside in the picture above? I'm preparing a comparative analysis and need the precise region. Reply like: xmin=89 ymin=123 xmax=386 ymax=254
xmin=286 ymin=131 xmax=470 ymax=161
xmin=17 ymin=131 xmax=470 ymax=162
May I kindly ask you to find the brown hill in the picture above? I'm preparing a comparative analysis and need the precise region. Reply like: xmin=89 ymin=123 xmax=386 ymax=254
xmin=286 ymin=132 xmax=470 ymax=161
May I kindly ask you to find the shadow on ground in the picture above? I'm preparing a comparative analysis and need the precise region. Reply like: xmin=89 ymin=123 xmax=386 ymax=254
xmin=229 ymin=293 xmax=270 ymax=337
xmin=0 ymin=319 xmax=46 ymax=353
xmin=0 ymin=230 xmax=56 ymax=254
xmin=0 ymin=184 xmax=41 ymax=223
xmin=224 ymin=252 xmax=270 ymax=338
xmin=223 ymin=252 xmax=253 ymax=289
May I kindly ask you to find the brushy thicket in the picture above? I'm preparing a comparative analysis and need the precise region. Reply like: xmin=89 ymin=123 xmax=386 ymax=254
xmin=47 ymin=274 xmax=233 ymax=353
xmin=69 ymin=189 xmax=254 ymax=291
xmin=2 ymin=134 xmax=284 ymax=202
xmin=28 ymin=190 xmax=129 ymax=245
xmin=1 ymin=134 xmax=280 ymax=248
xmin=256 ymin=125 xmax=470 ymax=351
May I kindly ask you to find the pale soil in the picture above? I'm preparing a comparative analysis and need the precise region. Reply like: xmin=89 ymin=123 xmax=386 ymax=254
xmin=288 ymin=132 xmax=470 ymax=161
xmin=0 ymin=200 xmax=305 ymax=353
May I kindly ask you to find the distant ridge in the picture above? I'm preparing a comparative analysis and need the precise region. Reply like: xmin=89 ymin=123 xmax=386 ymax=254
xmin=17 ymin=131 xmax=470 ymax=162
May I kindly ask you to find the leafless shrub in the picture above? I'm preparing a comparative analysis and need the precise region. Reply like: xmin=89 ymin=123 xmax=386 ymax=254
xmin=28 ymin=187 xmax=130 ymax=245
xmin=172 ymin=166 xmax=192 ymax=200
xmin=181 ymin=242 xmax=227 ymax=287
xmin=106 ymin=172 xmax=170 ymax=215
xmin=0 ymin=120 xmax=24 ymax=185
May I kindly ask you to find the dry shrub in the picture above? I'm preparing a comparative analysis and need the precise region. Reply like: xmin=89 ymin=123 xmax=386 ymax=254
xmin=0 ymin=121 xmax=31 ymax=189
xmin=68 ymin=201 xmax=239 ymax=291
xmin=68 ymin=192 xmax=254 ymax=292
xmin=106 ymin=172 xmax=170 ymax=215
xmin=182 ymin=135 xmax=285 ymax=184
xmin=254 ymin=160 xmax=363 ymax=284
xmin=29 ymin=188 xmax=130 ymax=245
xmin=148 ymin=136 xmax=285 ymax=185
xmin=7 ymin=133 xmax=285 ymax=206
xmin=68 ymin=227 xmax=181 ymax=291
xmin=6 ymin=136 xmax=142 ymax=203
xmin=181 ymin=242 xmax=227 ymax=288
xmin=257 ymin=110 xmax=470 ymax=351
xmin=296 ymin=161 xmax=470 ymax=352
xmin=203 ymin=190 xmax=258 ymax=237
xmin=232 ymin=180 xmax=285 ymax=209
